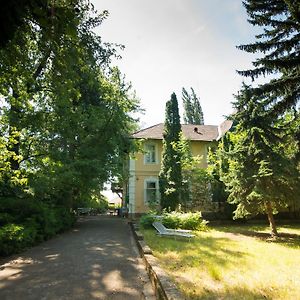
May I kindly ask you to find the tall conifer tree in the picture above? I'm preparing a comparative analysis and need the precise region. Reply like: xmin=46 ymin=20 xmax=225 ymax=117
xmin=159 ymin=93 xmax=183 ymax=210
xmin=237 ymin=0 xmax=300 ymax=116
xmin=182 ymin=87 xmax=204 ymax=124
xmin=218 ymin=86 xmax=299 ymax=236
xmin=218 ymin=0 xmax=300 ymax=235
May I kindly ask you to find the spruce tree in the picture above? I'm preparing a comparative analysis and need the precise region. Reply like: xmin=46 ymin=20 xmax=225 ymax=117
xmin=182 ymin=87 xmax=204 ymax=125
xmin=159 ymin=93 xmax=183 ymax=211
xmin=237 ymin=0 xmax=300 ymax=116
xmin=219 ymin=85 xmax=299 ymax=236
xmin=229 ymin=0 xmax=300 ymax=235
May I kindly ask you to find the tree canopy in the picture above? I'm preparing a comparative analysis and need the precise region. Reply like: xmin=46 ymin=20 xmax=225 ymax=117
xmin=237 ymin=0 xmax=300 ymax=117
xmin=218 ymin=85 xmax=299 ymax=235
xmin=0 ymin=0 xmax=139 ymax=209
xmin=213 ymin=0 xmax=300 ymax=236
xmin=182 ymin=87 xmax=204 ymax=125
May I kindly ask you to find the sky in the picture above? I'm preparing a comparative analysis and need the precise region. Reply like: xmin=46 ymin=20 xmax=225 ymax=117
xmin=92 ymin=0 xmax=260 ymax=128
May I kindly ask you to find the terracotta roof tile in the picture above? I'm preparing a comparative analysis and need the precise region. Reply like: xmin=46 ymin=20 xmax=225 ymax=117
xmin=132 ymin=123 xmax=221 ymax=141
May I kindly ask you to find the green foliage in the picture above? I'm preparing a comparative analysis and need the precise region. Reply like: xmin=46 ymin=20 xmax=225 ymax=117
xmin=0 ymin=0 xmax=78 ymax=48
xmin=0 ymin=0 xmax=140 ymax=256
xmin=217 ymin=85 xmax=300 ymax=235
xmin=0 ymin=223 xmax=37 ymax=256
xmin=0 ymin=197 xmax=76 ymax=256
xmin=180 ymin=213 xmax=208 ymax=231
xmin=139 ymin=213 xmax=157 ymax=229
xmin=96 ymin=197 xmax=109 ymax=213
xmin=0 ymin=0 xmax=139 ymax=252
xmin=159 ymin=93 xmax=183 ymax=211
xmin=0 ymin=212 xmax=14 ymax=226
xmin=174 ymin=135 xmax=214 ymax=211
xmin=186 ymin=168 xmax=213 ymax=211
xmin=162 ymin=212 xmax=181 ymax=229
xmin=208 ymin=147 xmax=228 ymax=202
xmin=170 ymin=133 xmax=191 ymax=207
xmin=182 ymin=87 xmax=204 ymax=125
xmin=234 ymin=1 xmax=300 ymax=233
xmin=140 ymin=211 xmax=208 ymax=231
xmin=76 ymin=190 xmax=109 ymax=213
xmin=237 ymin=0 xmax=300 ymax=117
xmin=162 ymin=211 xmax=209 ymax=231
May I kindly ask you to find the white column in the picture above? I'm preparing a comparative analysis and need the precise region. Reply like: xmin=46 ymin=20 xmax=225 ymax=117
xmin=128 ymin=158 xmax=136 ymax=214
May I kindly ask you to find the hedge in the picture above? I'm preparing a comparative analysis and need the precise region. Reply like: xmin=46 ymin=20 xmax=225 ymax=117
xmin=0 ymin=198 xmax=76 ymax=256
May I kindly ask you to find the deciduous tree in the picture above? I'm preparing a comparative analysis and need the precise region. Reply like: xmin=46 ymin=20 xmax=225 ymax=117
xmin=0 ymin=0 xmax=139 ymax=209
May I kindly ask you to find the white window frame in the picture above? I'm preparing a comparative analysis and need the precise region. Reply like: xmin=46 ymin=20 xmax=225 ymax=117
xmin=144 ymin=143 xmax=157 ymax=164
xmin=144 ymin=177 xmax=160 ymax=205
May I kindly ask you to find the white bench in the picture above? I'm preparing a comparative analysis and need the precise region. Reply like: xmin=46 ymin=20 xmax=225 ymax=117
xmin=152 ymin=221 xmax=195 ymax=238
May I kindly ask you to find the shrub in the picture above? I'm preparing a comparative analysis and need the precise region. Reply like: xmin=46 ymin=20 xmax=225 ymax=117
xmin=30 ymin=206 xmax=58 ymax=240
xmin=56 ymin=206 xmax=76 ymax=229
xmin=162 ymin=211 xmax=181 ymax=229
xmin=0 ymin=223 xmax=37 ymax=256
xmin=140 ymin=211 xmax=209 ymax=231
xmin=162 ymin=211 xmax=208 ymax=231
xmin=0 ymin=197 xmax=76 ymax=256
xmin=0 ymin=212 xmax=14 ymax=226
xmin=139 ymin=213 xmax=157 ymax=229
xmin=29 ymin=205 xmax=76 ymax=241
xmin=180 ymin=212 xmax=208 ymax=230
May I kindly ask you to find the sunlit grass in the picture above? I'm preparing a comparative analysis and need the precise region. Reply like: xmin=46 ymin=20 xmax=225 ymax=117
xmin=142 ymin=224 xmax=300 ymax=299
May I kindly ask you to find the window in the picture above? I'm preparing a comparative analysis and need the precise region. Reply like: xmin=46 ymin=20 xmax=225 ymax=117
xmin=146 ymin=181 xmax=157 ymax=203
xmin=144 ymin=178 xmax=159 ymax=204
xmin=144 ymin=144 xmax=156 ymax=164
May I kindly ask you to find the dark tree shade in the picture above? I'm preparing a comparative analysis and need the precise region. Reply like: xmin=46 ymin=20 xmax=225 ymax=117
xmin=237 ymin=0 xmax=300 ymax=117
xmin=182 ymin=87 xmax=204 ymax=125
xmin=159 ymin=93 xmax=183 ymax=210
xmin=0 ymin=0 xmax=50 ymax=47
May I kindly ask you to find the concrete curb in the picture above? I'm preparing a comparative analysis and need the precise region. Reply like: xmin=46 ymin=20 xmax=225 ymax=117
xmin=129 ymin=222 xmax=186 ymax=300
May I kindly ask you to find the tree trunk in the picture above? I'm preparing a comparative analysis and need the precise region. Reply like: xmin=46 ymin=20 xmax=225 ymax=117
xmin=265 ymin=201 xmax=278 ymax=237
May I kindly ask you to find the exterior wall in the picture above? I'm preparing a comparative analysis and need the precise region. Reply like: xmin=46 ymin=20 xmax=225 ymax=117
xmin=129 ymin=138 xmax=210 ymax=214
xmin=132 ymin=139 xmax=162 ymax=214
xmin=190 ymin=141 xmax=209 ymax=168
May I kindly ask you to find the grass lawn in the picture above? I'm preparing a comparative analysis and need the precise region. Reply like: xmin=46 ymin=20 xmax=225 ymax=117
xmin=141 ymin=224 xmax=300 ymax=300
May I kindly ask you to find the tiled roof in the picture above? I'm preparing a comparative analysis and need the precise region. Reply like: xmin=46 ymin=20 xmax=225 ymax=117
xmin=132 ymin=123 xmax=221 ymax=141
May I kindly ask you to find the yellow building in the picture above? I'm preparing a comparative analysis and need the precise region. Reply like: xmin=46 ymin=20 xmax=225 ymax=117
xmin=126 ymin=121 xmax=232 ymax=217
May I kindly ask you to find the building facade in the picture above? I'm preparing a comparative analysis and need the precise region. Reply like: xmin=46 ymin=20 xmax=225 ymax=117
xmin=126 ymin=121 xmax=232 ymax=216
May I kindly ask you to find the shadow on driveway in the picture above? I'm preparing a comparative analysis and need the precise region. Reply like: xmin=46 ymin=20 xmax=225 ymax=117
xmin=0 ymin=216 xmax=150 ymax=300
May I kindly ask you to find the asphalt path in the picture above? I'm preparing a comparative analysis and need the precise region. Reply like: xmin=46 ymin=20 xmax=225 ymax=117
xmin=0 ymin=216 xmax=154 ymax=300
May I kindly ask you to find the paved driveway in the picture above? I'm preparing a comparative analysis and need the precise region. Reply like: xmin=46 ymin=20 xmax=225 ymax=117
xmin=0 ymin=216 xmax=153 ymax=300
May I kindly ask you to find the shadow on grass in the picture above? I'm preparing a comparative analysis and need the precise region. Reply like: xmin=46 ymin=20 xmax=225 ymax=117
xmin=212 ymin=225 xmax=300 ymax=249
xmin=143 ymin=230 xmax=250 ymax=272
xmin=184 ymin=284 xmax=273 ymax=300
xmin=143 ymin=227 xmax=300 ymax=299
